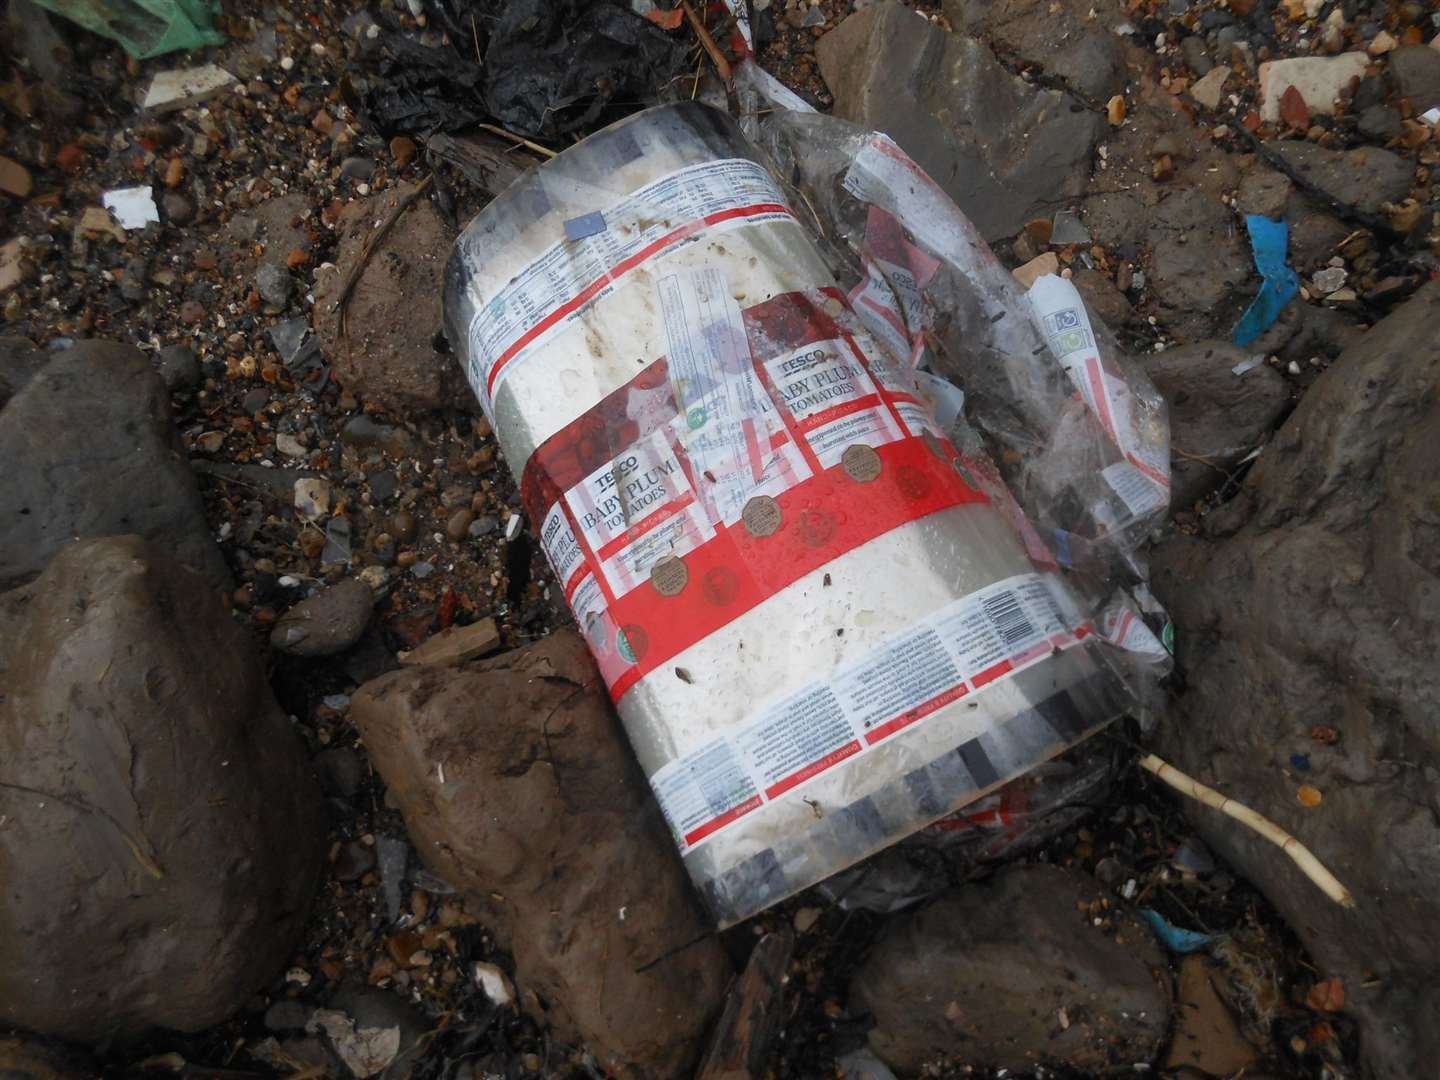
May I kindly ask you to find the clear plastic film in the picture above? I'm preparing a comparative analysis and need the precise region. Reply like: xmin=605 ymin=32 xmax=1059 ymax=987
xmin=736 ymin=69 xmax=1172 ymax=580
xmin=443 ymin=103 xmax=1133 ymax=926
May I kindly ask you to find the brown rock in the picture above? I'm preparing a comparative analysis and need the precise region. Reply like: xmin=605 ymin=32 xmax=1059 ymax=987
xmin=313 ymin=182 xmax=470 ymax=414
xmin=164 ymin=156 xmax=185 ymax=188
xmin=0 ymin=154 xmax=32 ymax=198
xmin=1144 ymin=339 xmax=1290 ymax=507
xmin=0 ymin=537 xmax=324 ymax=1040
xmin=53 ymin=143 xmax=84 ymax=173
xmin=351 ymin=631 xmax=730 ymax=1077
xmin=1070 ymin=268 xmax=1133 ymax=329
xmin=1279 ymin=84 xmax=1312 ymax=129
xmin=852 ymin=865 xmax=1170 ymax=1074
xmin=1153 ymin=281 xmax=1440 ymax=1080
xmin=389 ymin=135 xmax=417 ymax=168
xmin=445 ymin=507 xmax=475 ymax=542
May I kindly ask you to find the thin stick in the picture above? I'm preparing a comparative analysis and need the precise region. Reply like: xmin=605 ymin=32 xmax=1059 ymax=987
xmin=683 ymin=0 xmax=732 ymax=82
xmin=336 ymin=175 xmax=434 ymax=336
xmin=475 ymin=122 xmax=557 ymax=159
xmin=1139 ymin=753 xmax=1355 ymax=909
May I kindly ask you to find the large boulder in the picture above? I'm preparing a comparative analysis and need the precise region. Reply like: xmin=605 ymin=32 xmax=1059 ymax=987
xmin=1144 ymin=340 xmax=1291 ymax=509
xmin=350 ymin=630 xmax=730 ymax=1078
xmin=313 ymin=182 xmax=470 ymax=415
xmin=0 ymin=338 xmax=229 ymax=590
xmin=851 ymin=864 xmax=1170 ymax=1074
xmin=1152 ymin=281 xmax=1440 ymax=1080
xmin=0 ymin=537 xmax=325 ymax=1040
xmin=816 ymin=1 xmax=1104 ymax=242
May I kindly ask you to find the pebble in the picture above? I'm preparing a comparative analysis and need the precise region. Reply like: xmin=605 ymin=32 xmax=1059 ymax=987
xmin=445 ymin=508 xmax=475 ymax=542
xmin=389 ymin=509 xmax=417 ymax=543
xmin=0 ymin=155 xmax=33 ymax=198
xmin=411 ymin=561 xmax=435 ymax=579
xmin=161 ymin=191 xmax=194 ymax=224
xmin=275 ymin=432 xmax=307 ymax=458
xmin=270 ymin=577 xmax=373 ymax=656
xmin=468 ymin=514 xmax=498 ymax=539
xmin=242 ymin=388 xmax=270 ymax=414
xmin=197 ymin=431 xmax=225 ymax=453
xmin=120 ymin=256 xmax=149 ymax=303
xmin=1257 ymin=53 xmax=1370 ymax=123
xmin=154 ymin=344 xmax=199 ymax=390
xmin=1311 ymin=266 xmax=1348 ymax=293
xmin=294 ymin=478 xmax=332 ymax=520
xmin=359 ymin=565 xmax=390 ymax=592
xmin=1189 ymin=66 xmax=1230 ymax=110
xmin=367 ymin=470 xmax=399 ymax=504
xmin=341 ymin=156 xmax=376 ymax=181
xmin=255 ymin=263 xmax=291 ymax=308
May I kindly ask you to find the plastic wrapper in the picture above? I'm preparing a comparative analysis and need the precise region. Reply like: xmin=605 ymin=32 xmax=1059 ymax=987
xmin=820 ymin=739 xmax=1122 ymax=912
xmin=736 ymin=74 xmax=1171 ymax=581
xmin=444 ymin=102 xmax=1132 ymax=926
xmin=31 ymin=0 xmax=224 ymax=58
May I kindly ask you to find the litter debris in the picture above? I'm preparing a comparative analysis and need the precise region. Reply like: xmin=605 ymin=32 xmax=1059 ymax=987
xmin=101 ymin=187 xmax=159 ymax=230
xmin=1233 ymin=215 xmax=1298 ymax=348
xmin=1139 ymin=754 xmax=1354 ymax=907
xmin=306 ymin=1008 xmax=401 ymax=1078
xmin=141 ymin=64 xmax=237 ymax=113
xmin=360 ymin=0 xmax=691 ymax=138
xmin=397 ymin=617 xmax=501 ymax=667
xmin=1049 ymin=209 xmax=1090 ymax=246
xmin=444 ymin=102 xmax=1132 ymax=926
xmin=472 ymin=961 xmax=516 ymax=1007
xmin=1139 ymin=908 xmax=1217 ymax=954
xmin=32 ymin=0 xmax=224 ymax=59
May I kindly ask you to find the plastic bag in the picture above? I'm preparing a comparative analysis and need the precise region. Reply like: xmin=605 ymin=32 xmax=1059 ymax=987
xmin=31 ymin=0 xmax=223 ymax=59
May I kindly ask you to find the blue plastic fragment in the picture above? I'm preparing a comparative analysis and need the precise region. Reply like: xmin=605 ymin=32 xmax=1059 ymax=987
xmin=1290 ymin=753 xmax=1312 ymax=772
xmin=1232 ymin=214 xmax=1298 ymax=347
xmin=564 ymin=211 xmax=607 ymax=242
xmin=1139 ymin=907 xmax=1216 ymax=954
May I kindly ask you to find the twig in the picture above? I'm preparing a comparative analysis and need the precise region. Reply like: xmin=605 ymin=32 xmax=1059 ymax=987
xmin=336 ymin=175 xmax=434 ymax=337
xmin=683 ymin=0 xmax=732 ymax=82
xmin=475 ymin=122 xmax=557 ymax=159
xmin=470 ymin=13 xmax=482 ymax=65
xmin=1138 ymin=753 xmax=1355 ymax=908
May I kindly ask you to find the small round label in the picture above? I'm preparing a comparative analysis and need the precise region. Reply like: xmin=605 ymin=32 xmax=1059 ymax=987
xmin=742 ymin=495 xmax=783 ymax=538
xmin=841 ymin=443 xmax=882 ymax=483
xmin=650 ymin=555 xmax=689 ymax=597
xmin=686 ymin=406 xmax=707 ymax=430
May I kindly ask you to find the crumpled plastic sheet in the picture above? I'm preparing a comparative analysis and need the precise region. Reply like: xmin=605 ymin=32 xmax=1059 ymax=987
xmin=736 ymin=76 xmax=1171 ymax=587
xmin=1232 ymin=213 xmax=1298 ymax=347
xmin=31 ymin=0 xmax=224 ymax=58
xmin=363 ymin=0 xmax=692 ymax=138
xmin=819 ymin=739 xmax=1124 ymax=913
xmin=729 ymin=64 xmax=1176 ymax=907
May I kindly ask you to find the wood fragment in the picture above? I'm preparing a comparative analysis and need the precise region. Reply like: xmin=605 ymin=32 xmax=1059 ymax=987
xmin=684 ymin=0 xmax=733 ymax=82
xmin=696 ymin=929 xmax=794 ymax=1080
xmin=398 ymin=617 xmax=501 ymax=668
xmin=1139 ymin=753 xmax=1355 ymax=908
xmin=474 ymin=122 xmax=558 ymax=159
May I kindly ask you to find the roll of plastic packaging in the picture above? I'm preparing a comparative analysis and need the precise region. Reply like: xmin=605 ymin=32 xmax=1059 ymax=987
xmin=444 ymin=103 xmax=1129 ymax=926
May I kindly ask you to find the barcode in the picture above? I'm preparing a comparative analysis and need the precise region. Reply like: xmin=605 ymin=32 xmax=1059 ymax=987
xmin=982 ymin=589 xmax=1036 ymax=649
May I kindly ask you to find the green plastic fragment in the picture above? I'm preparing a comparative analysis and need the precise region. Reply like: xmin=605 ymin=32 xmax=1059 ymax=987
xmin=29 ymin=0 xmax=225 ymax=59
